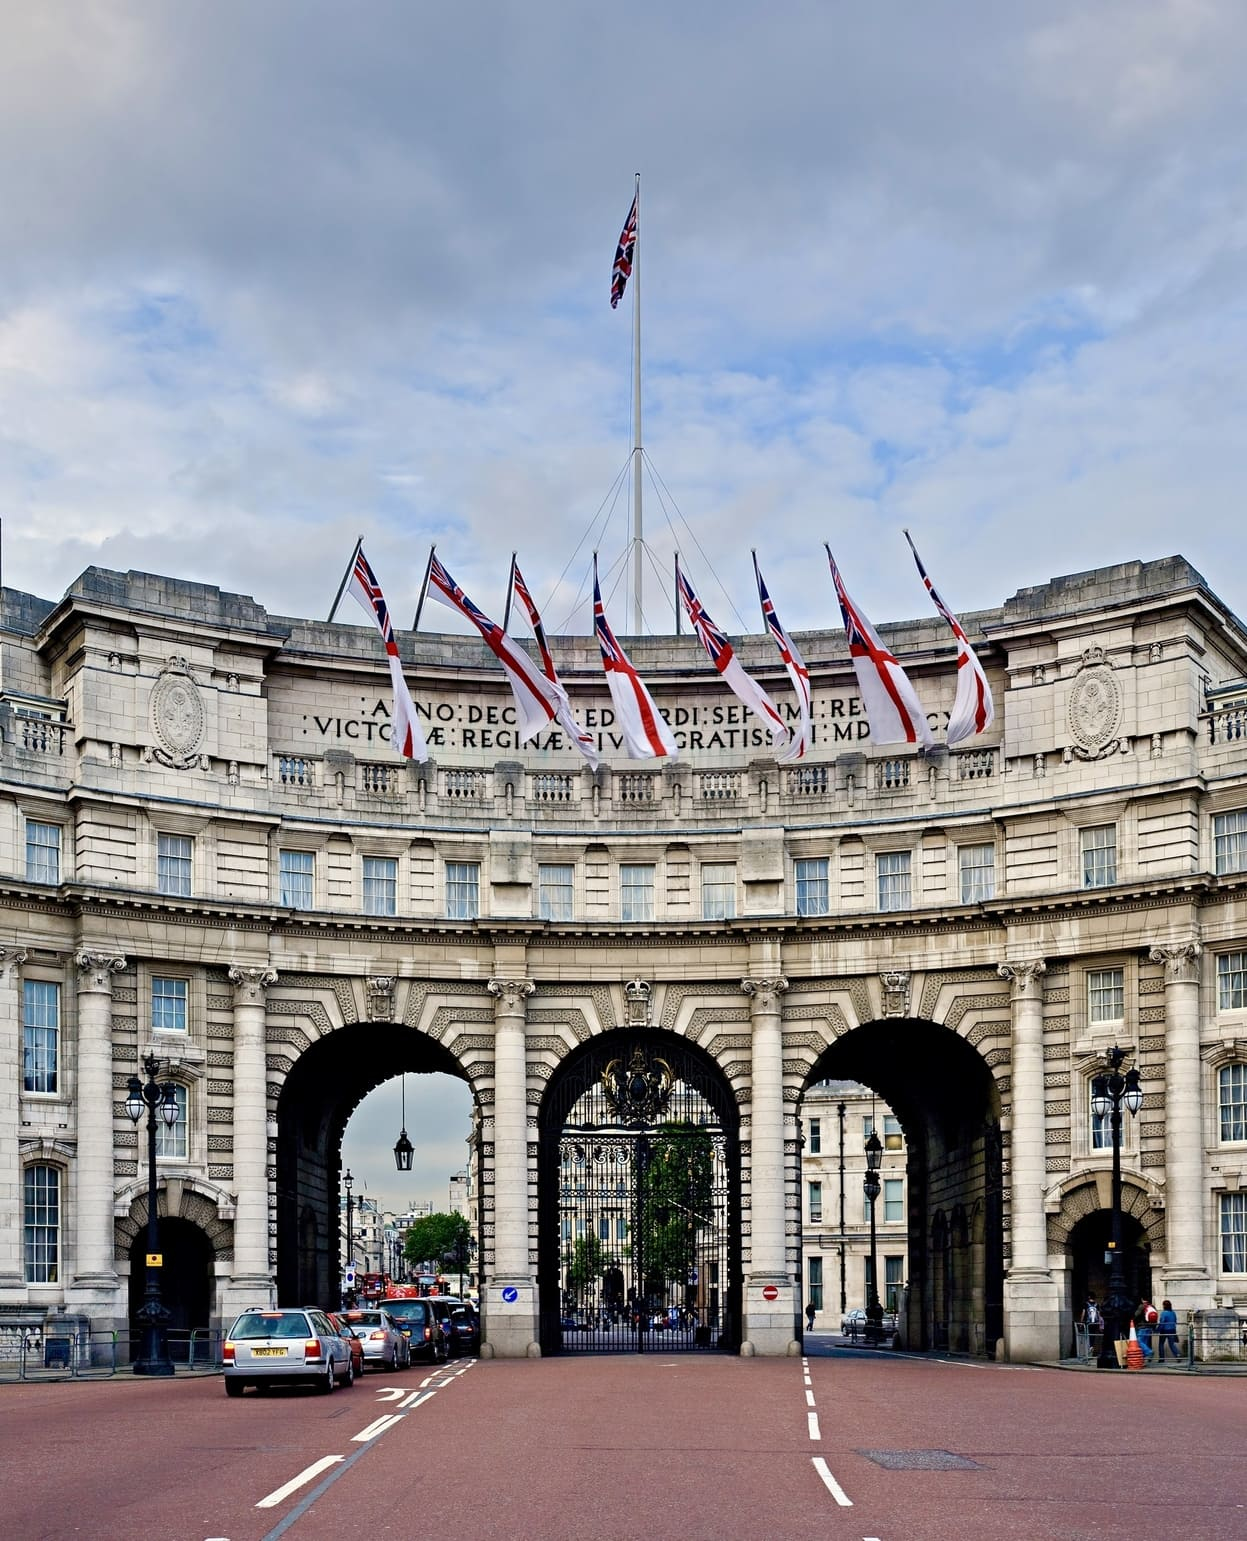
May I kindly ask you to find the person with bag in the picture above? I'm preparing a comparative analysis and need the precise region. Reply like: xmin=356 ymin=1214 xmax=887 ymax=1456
xmin=1137 ymin=1298 xmax=1159 ymax=1361
xmin=1156 ymin=1299 xmax=1180 ymax=1362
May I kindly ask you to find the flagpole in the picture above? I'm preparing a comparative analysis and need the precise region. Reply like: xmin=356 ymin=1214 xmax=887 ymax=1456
xmin=502 ymin=551 xmax=517 ymax=634
xmin=327 ymin=535 xmax=364 ymax=622
xmin=412 ymin=545 xmax=436 ymax=632
xmin=751 ymin=548 xmax=766 ymax=627
xmin=631 ymin=171 xmax=643 ymax=636
xmin=673 ymin=553 xmax=681 ymax=636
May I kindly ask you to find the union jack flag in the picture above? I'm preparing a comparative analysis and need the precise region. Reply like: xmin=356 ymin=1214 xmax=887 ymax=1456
xmin=511 ymin=560 xmax=599 ymax=768
xmin=826 ymin=545 xmax=933 ymax=748
xmin=511 ymin=562 xmax=558 ymax=685
xmin=677 ymin=560 xmax=788 ymax=749
xmin=753 ymin=555 xmax=811 ymax=762
xmin=594 ymin=558 xmax=676 ymax=759
xmin=352 ymin=547 xmax=400 ymax=656
xmin=610 ymin=193 xmax=637 ymax=310
xmin=904 ymin=531 xmax=994 ymax=744
xmin=344 ymin=542 xmax=428 ymax=761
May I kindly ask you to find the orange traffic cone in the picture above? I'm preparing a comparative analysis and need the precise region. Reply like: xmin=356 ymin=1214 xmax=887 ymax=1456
xmin=1125 ymin=1322 xmax=1145 ymax=1370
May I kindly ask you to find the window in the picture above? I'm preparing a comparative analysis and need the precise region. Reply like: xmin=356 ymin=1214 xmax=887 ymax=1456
xmin=884 ymin=1256 xmax=904 ymax=1313
xmin=877 ymin=851 xmax=911 ymax=912
xmin=538 ymin=864 xmax=574 ymax=921
xmin=959 ymin=843 xmax=994 ymax=903
xmin=1214 ymin=811 xmax=1247 ymax=875
xmin=1222 ymin=1193 xmax=1247 ymax=1273
xmin=1090 ymin=1083 xmax=1112 ymax=1150
xmin=1087 ymin=968 xmax=1125 ymax=1024
xmin=795 ymin=858 xmax=829 ymax=917
xmin=157 ymin=833 xmax=193 ymax=897
xmin=1081 ymin=824 xmax=1117 ymax=888
xmin=1217 ymin=951 xmax=1247 ymax=1011
xmin=864 ymin=1114 xmax=903 ymax=1151
xmin=701 ymin=863 xmax=737 ymax=920
xmin=25 ymin=821 xmax=61 ymax=884
xmin=883 ymin=1178 xmax=904 ymax=1223
xmin=151 ymin=976 xmax=188 ymax=1033
xmin=808 ymin=1181 xmax=822 ymax=1224
xmin=1220 ymin=1065 xmax=1247 ymax=1142
xmin=620 ymin=864 xmax=655 ymax=923
xmin=445 ymin=861 xmax=480 ymax=921
xmin=808 ymin=1118 xmax=821 ymax=1155
xmin=808 ymin=1255 xmax=823 ymax=1312
xmin=279 ymin=849 xmax=314 ymax=909
xmin=155 ymin=1085 xmax=188 ymax=1159
xmin=24 ymin=1166 xmax=59 ymax=1283
xmin=22 ymin=980 xmax=58 ymax=1094
xmin=599 ymin=1215 xmax=611 ymax=1243
xmin=616 ymin=1215 xmax=629 ymax=1244
xmin=363 ymin=856 xmax=398 ymax=917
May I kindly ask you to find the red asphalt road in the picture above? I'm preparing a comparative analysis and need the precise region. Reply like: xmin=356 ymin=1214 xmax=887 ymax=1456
xmin=2 ymin=1351 xmax=1244 ymax=1541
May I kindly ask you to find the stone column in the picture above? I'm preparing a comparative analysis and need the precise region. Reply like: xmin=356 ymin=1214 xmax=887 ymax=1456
xmin=741 ymin=974 xmax=797 ymax=1356
xmin=997 ymin=957 xmax=1060 ymax=1362
xmin=1149 ymin=942 xmax=1210 ymax=1314
xmin=70 ymin=950 xmax=126 ymax=1307
xmin=485 ymin=976 xmax=537 ymax=1357
xmin=0 ymin=947 xmax=28 ymax=1292
xmin=223 ymin=965 xmax=277 ymax=1316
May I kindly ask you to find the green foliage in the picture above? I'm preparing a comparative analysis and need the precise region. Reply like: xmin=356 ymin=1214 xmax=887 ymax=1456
xmin=639 ymin=1124 xmax=714 ymax=1289
xmin=403 ymin=1211 xmax=471 ymax=1271
xmin=565 ymin=1234 xmax=606 ymax=1299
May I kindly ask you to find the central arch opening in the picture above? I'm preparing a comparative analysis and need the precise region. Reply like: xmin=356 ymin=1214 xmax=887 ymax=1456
xmin=537 ymin=1029 xmax=741 ymax=1355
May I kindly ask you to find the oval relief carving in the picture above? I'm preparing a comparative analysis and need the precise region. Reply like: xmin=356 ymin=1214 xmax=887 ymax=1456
xmin=150 ymin=659 xmax=206 ymax=767
xmin=1068 ymin=665 xmax=1121 ymax=756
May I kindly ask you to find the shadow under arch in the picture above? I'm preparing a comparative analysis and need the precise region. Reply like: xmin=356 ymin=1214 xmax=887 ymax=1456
xmin=536 ymin=1027 xmax=742 ymax=1356
xmin=274 ymin=1022 xmax=471 ymax=1307
xmin=804 ymin=1016 xmax=1004 ymax=1355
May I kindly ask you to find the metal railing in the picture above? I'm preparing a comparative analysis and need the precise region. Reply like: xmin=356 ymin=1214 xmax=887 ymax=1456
xmin=0 ymin=1327 xmax=223 ymax=1381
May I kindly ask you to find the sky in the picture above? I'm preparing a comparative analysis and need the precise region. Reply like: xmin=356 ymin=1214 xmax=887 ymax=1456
xmin=4 ymin=2 xmax=1246 ymax=1194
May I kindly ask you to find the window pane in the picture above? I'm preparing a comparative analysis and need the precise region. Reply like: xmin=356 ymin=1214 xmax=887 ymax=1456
xmin=1220 ymin=1064 xmax=1247 ymax=1142
xmin=1087 ymin=968 xmax=1125 ymax=1023
xmin=22 ymin=981 xmax=59 ymax=1094
xmin=363 ymin=856 xmax=398 ymax=917
xmin=808 ymin=1181 xmax=822 ymax=1222
xmin=445 ymin=861 xmax=480 ymax=920
xmin=155 ymin=1086 xmax=188 ymax=1159
xmin=1214 ymin=810 xmax=1247 ymax=876
xmin=620 ymin=864 xmax=655 ymax=922
xmin=701 ymin=862 xmax=736 ymax=920
xmin=883 ymin=1179 xmax=903 ymax=1222
xmin=808 ymin=1118 xmax=821 ymax=1154
xmin=1221 ymin=1193 xmax=1247 ymax=1273
xmin=538 ymin=864 xmax=574 ymax=922
xmin=24 ymin=1165 xmax=59 ymax=1283
xmin=1090 ymin=1086 xmax=1111 ymax=1149
xmin=157 ymin=833 xmax=193 ymax=897
xmin=808 ymin=1255 xmax=823 ymax=1311
xmin=795 ymin=858 xmax=829 ymax=917
xmin=883 ymin=1115 xmax=903 ymax=1150
xmin=884 ymin=1256 xmax=904 ymax=1312
xmin=1218 ymin=952 xmax=1247 ymax=1011
xmin=958 ymin=843 xmax=994 ymax=903
xmin=26 ymin=821 xmax=61 ymax=884
xmin=1081 ymin=825 xmax=1117 ymax=888
xmin=279 ymin=849 xmax=314 ymax=909
xmin=151 ymin=977 xmax=188 ymax=1033
xmin=877 ymin=852 xmax=911 ymax=912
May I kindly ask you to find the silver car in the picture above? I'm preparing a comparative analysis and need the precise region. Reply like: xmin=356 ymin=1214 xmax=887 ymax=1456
xmin=339 ymin=1307 xmax=411 ymax=1370
xmin=223 ymin=1307 xmax=355 ymax=1396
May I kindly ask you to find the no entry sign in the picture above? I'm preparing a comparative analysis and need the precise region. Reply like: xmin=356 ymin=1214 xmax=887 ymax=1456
xmin=761 ymin=1284 xmax=779 ymax=1301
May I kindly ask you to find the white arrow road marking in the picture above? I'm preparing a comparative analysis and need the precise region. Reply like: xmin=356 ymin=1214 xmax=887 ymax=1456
xmin=811 ymin=1457 xmax=853 ymax=1507
xmin=353 ymin=1413 xmax=405 ymax=1442
xmin=374 ymin=1388 xmax=405 ymax=1401
xmin=256 ymin=1456 xmax=343 ymax=1509
xmin=399 ymin=1389 xmax=436 ymax=1410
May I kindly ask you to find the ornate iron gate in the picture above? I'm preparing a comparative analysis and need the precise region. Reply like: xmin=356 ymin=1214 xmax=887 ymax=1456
xmin=538 ymin=1033 xmax=740 ymax=1354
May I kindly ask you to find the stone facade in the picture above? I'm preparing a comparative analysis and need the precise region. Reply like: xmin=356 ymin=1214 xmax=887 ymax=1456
xmin=3 ymin=554 xmax=1247 ymax=1361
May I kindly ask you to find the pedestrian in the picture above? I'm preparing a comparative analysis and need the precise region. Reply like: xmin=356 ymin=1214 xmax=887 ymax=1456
xmin=1136 ymin=1299 xmax=1158 ymax=1361
xmin=1080 ymin=1295 xmax=1102 ymax=1358
xmin=805 ymin=1301 xmax=816 ymax=1333
xmin=1156 ymin=1299 xmax=1180 ymax=1362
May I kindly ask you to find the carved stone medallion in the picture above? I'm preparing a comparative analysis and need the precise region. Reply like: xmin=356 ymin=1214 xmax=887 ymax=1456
xmin=150 ymin=657 xmax=206 ymax=768
xmin=1067 ymin=647 xmax=1123 ymax=760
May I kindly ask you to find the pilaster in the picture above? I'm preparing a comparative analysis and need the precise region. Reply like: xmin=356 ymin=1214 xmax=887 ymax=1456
xmin=484 ymin=976 xmax=538 ymax=1357
xmin=0 ymin=947 xmax=28 ymax=1293
xmin=740 ymin=973 xmax=797 ymax=1356
xmin=222 ymin=965 xmax=278 ymax=1317
xmin=68 ymin=950 xmax=126 ymax=1312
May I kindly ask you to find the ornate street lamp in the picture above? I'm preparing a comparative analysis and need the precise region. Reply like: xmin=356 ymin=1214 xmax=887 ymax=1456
xmin=343 ymin=1168 xmax=355 ymax=1302
xmin=125 ymin=1053 xmax=179 ymax=1376
xmin=863 ymin=1128 xmax=884 ymax=1342
xmin=1091 ymin=1045 xmax=1143 ymax=1368
xmin=394 ymin=1075 xmax=414 ymax=1171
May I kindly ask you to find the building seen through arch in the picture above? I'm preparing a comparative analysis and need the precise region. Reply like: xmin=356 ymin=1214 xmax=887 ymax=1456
xmin=3 ymin=554 xmax=1247 ymax=1362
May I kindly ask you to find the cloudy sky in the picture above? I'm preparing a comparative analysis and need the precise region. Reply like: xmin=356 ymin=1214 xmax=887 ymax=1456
xmin=5 ymin=2 xmax=1245 ymax=1198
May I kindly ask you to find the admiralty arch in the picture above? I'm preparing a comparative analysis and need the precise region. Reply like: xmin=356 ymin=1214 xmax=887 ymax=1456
xmin=3 ymin=553 xmax=1247 ymax=1362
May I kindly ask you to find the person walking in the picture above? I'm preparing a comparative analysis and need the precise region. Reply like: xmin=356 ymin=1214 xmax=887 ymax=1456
xmin=1080 ymin=1295 xmax=1102 ymax=1359
xmin=1156 ymin=1299 xmax=1180 ymax=1363
xmin=805 ymin=1301 xmax=816 ymax=1334
xmin=1136 ymin=1299 xmax=1158 ymax=1361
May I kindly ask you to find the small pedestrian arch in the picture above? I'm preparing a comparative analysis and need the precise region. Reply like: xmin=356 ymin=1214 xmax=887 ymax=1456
xmin=1048 ymin=1174 xmax=1163 ymax=1345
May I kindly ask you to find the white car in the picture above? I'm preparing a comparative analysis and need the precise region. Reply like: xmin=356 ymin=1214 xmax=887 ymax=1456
xmin=223 ymin=1307 xmax=355 ymax=1396
xmin=339 ymin=1307 xmax=411 ymax=1370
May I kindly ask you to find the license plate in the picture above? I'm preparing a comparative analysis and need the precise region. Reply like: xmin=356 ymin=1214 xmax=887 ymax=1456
xmin=252 ymin=1347 xmax=286 ymax=1357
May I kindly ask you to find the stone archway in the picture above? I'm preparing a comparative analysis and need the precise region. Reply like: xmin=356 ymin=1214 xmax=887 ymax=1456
xmin=116 ymin=1186 xmax=229 ymax=1355
xmin=1049 ymin=1176 xmax=1164 ymax=1349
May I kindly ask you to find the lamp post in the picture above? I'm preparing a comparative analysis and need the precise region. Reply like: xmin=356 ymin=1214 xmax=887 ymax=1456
xmin=1091 ymin=1045 xmax=1143 ymax=1368
xmin=863 ymin=1128 xmax=884 ymax=1343
xmin=343 ymin=1169 xmax=355 ymax=1304
xmin=124 ymin=1053 xmax=179 ymax=1376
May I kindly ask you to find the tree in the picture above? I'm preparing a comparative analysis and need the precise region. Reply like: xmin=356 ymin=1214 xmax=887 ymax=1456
xmin=403 ymin=1211 xmax=470 ymax=1274
xmin=639 ymin=1124 xmax=714 ymax=1296
xmin=565 ymin=1234 xmax=606 ymax=1303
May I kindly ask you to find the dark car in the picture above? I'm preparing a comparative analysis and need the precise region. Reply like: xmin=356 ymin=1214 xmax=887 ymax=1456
xmin=444 ymin=1303 xmax=480 ymax=1356
xmin=380 ymin=1297 xmax=448 ymax=1362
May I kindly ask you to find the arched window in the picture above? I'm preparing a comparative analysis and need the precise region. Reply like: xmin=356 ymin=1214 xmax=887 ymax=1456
xmin=1219 ymin=1064 xmax=1247 ymax=1143
xmin=24 ymin=1165 xmax=59 ymax=1282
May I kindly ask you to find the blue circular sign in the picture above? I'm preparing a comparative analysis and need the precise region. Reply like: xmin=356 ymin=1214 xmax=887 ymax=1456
xmin=501 ymin=1286 xmax=519 ymax=1304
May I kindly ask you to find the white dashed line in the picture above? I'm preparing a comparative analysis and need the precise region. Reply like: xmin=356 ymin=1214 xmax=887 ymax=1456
xmin=805 ymin=1388 xmax=816 ymax=1407
xmin=807 ymin=1411 xmax=821 ymax=1441
xmin=256 ymin=1455 xmax=343 ymax=1508
xmin=811 ymin=1456 xmax=853 ymax=1507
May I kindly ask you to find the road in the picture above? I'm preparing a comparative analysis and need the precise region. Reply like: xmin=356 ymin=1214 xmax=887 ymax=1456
xmin=2 ymin=1349 xmax=1243 ymax=1540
